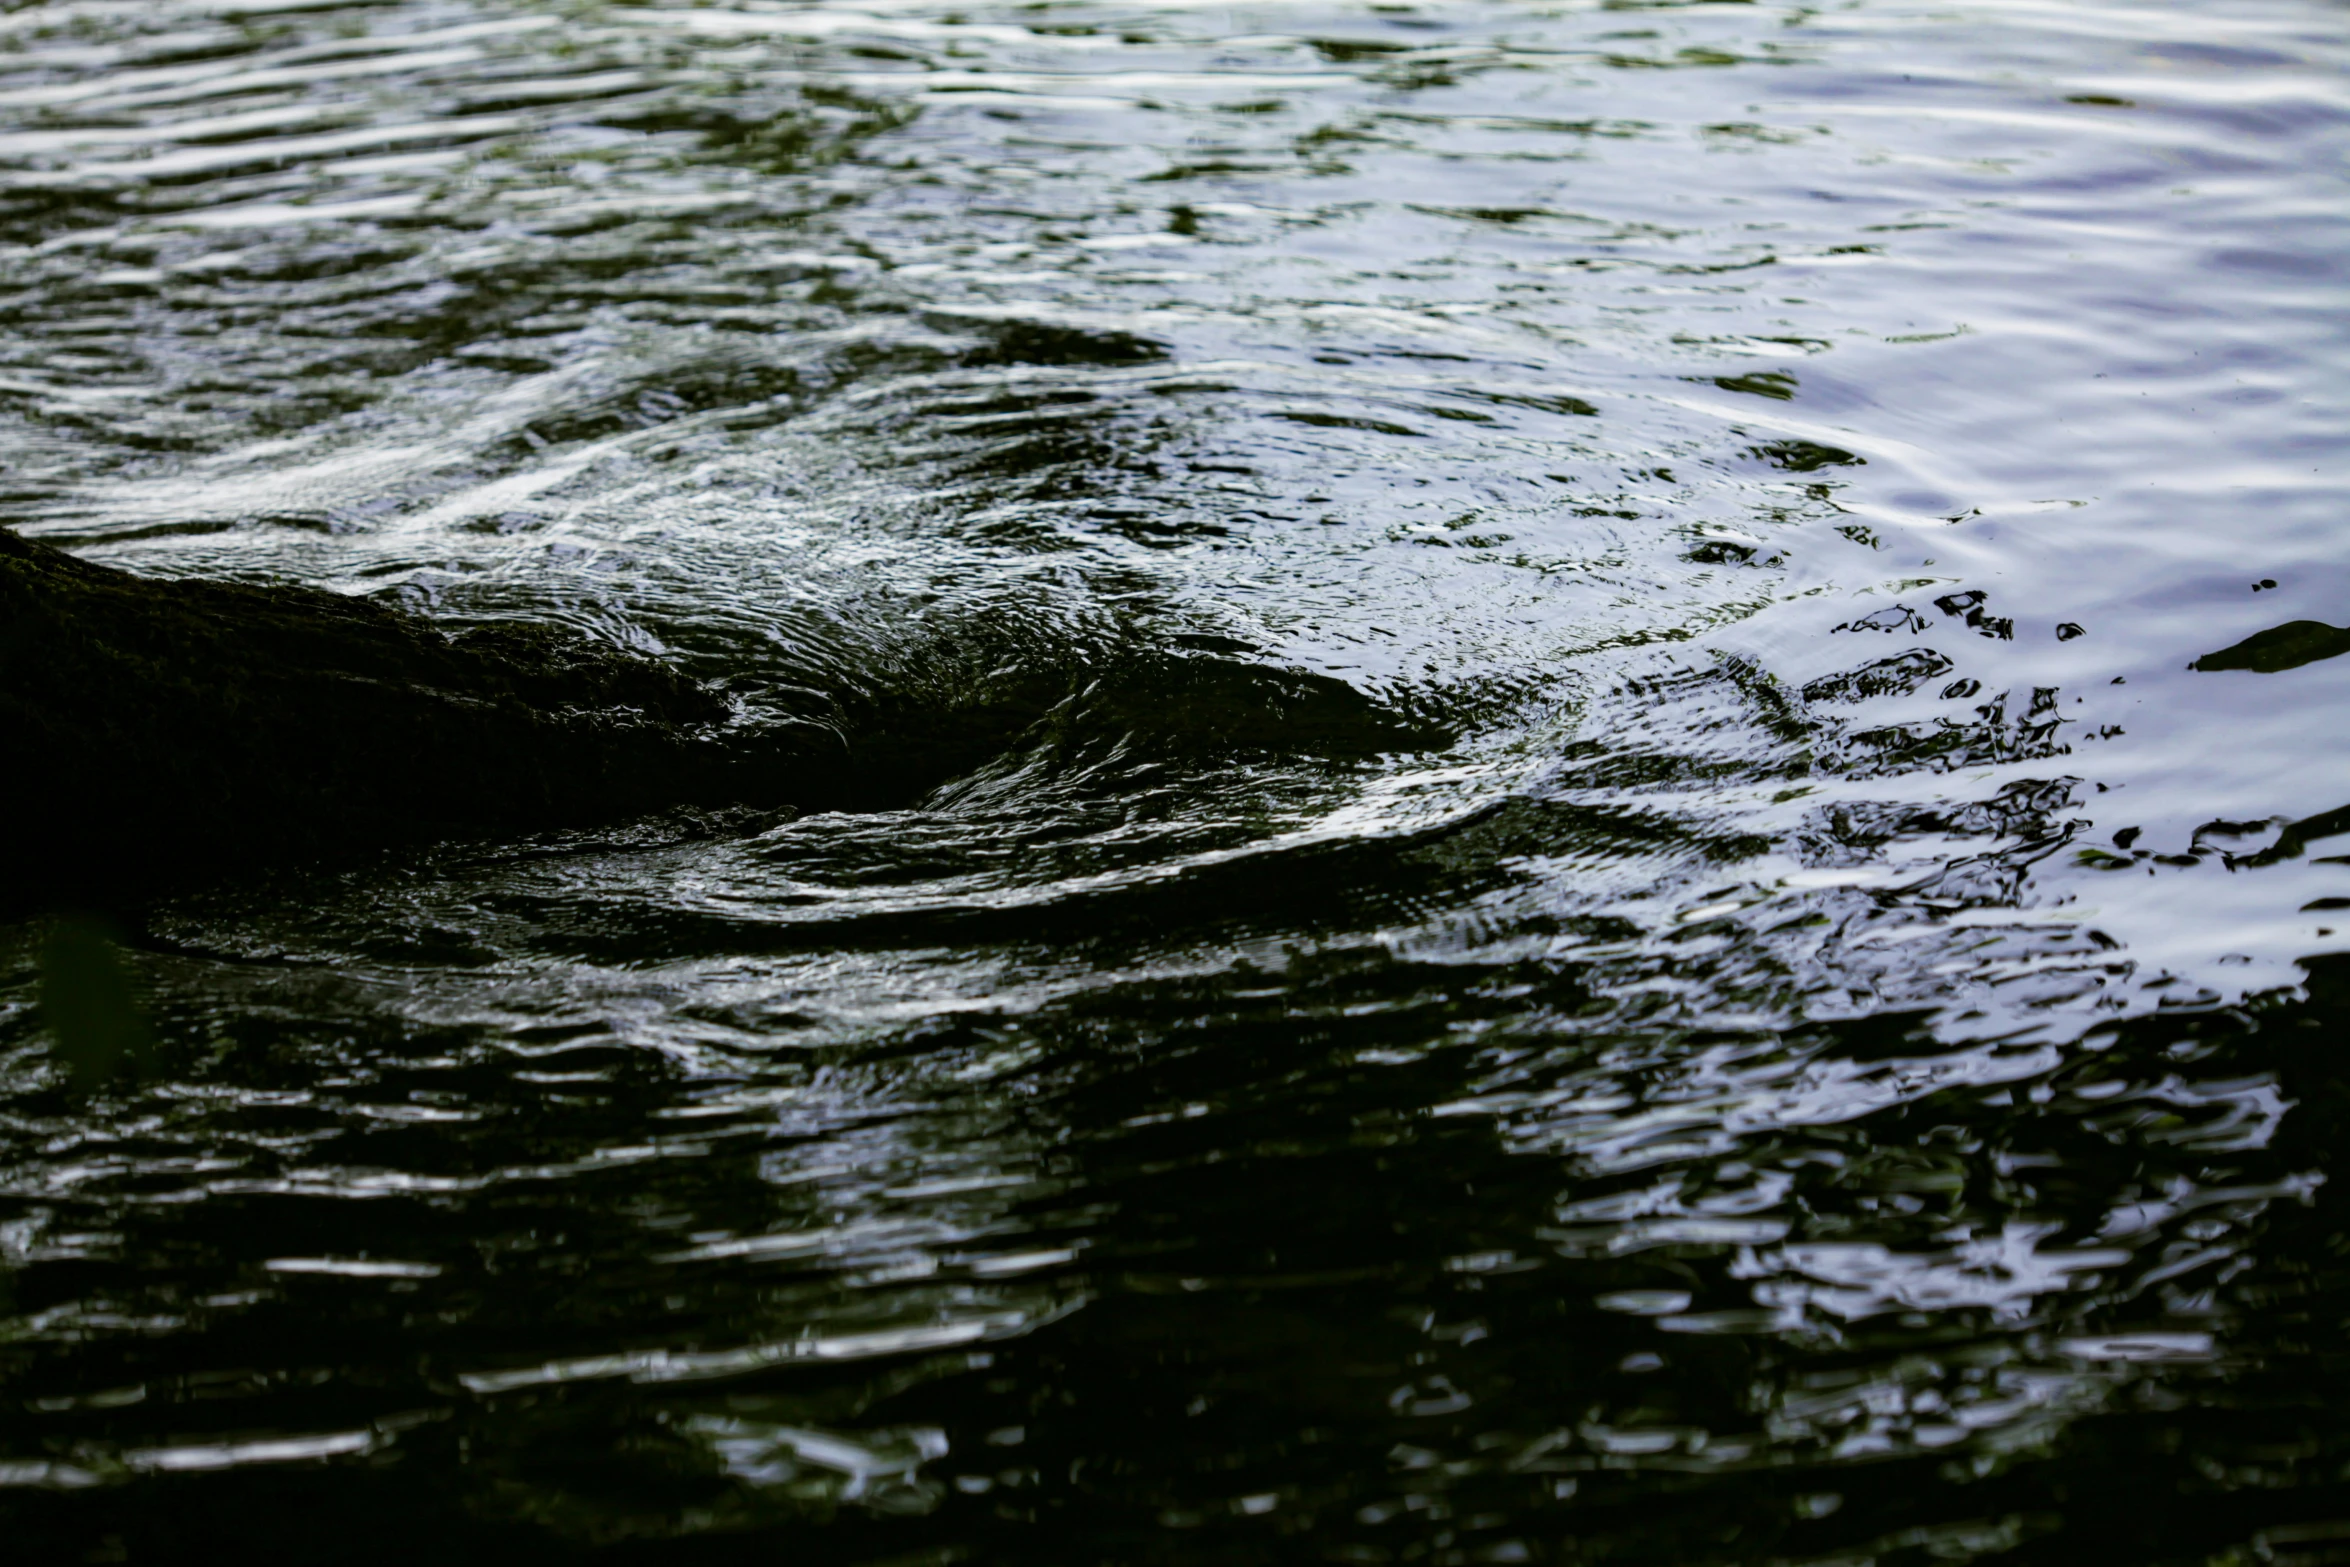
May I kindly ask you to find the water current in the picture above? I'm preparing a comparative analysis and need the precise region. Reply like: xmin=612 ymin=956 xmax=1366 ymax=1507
xmin=2 ymin=0 xmax=2347 ymax=1559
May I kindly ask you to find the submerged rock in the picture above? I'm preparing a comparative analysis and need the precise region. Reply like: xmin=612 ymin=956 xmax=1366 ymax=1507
xmin=0 ymin=529 xmax=1448 ymax=912
xmin=0 ymin=527 xmax=809 ymax=911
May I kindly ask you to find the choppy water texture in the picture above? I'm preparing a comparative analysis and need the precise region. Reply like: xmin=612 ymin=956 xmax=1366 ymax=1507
xmin=2 ymin=0 xmax=2348 ymax=1560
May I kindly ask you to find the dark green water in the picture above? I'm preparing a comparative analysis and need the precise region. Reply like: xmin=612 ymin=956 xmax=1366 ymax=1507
xmin=3 ymin=0 xmax=2348 ymax=1560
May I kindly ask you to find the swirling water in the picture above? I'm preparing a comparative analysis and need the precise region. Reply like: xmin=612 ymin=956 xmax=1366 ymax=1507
xmin=1 ymin=0 xmax=2347 ymax=1559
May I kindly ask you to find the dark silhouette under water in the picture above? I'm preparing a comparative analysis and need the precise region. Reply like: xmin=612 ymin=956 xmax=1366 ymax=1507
xmin=0 ymin=528 xmax=1442 ymax=913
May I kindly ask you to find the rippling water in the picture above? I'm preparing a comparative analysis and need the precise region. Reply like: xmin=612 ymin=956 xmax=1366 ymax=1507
xmin=3 ymin=0 xmax=2348 ymax=1559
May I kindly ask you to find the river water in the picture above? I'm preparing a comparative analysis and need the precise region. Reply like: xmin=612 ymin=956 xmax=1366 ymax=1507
xmin=2 ymin=0 xmax=2347 ymax=1560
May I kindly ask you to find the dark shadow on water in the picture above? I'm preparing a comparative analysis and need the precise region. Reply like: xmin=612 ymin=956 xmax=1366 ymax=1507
xmin=3 ymin=949 xmax=2347 ymax=1565
xmin=2193 ymin=621 xmax=2350 ymax=675
xmin=37 ymin=917 xmax=153 ymax=1091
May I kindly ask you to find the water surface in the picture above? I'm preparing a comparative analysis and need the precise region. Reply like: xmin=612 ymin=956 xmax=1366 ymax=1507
xmin=3 ymin=0 xmax=2348 ymax=1560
